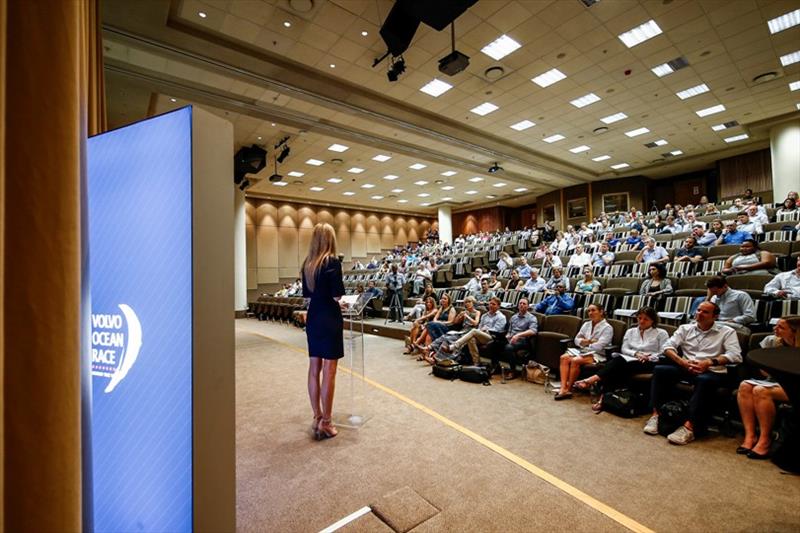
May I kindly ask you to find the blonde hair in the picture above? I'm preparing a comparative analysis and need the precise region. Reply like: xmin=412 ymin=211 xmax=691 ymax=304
xmin=302 ymin=223 xmax=338 ymax=292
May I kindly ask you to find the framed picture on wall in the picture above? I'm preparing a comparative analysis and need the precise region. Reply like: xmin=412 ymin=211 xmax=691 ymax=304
xmin=542 ymin=204 xmax=556 ymax=225
xmin=567 ymin=198 xmax=587 ymax=219
xmin=602 ymin=192 xmax=629 ymax=214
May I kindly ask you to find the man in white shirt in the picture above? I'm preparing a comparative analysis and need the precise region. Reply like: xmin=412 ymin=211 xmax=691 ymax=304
xmin=567 ymin=243 xmax=592 ymax=271
xmin=764 ymin=256 xmax=800 ymax=299
xmin=635 ymin=238 xmax=670 ymax=264
xmin=462 ymin=268 xmax=483 ymax=294
xmin=746 ymin=204 xmax=768 ymax=226
xmin=412 ymin=264 xmax=432 ymax=296
xmin=643 ymin=301 xmax=742 ymax=445
xmin=522 ymin=268 xmax=546 ymax=295
xmin=737 ymin=213 xmax=763 ymax=236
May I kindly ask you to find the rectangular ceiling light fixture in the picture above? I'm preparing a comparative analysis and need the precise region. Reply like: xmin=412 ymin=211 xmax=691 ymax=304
xmin=420 ymin=78 xmax=453 ymax=97
xmin=600 ymin=112 xmax=628 ymax=124
xmin=417 ymin=192 xmax=430 ymax=197
xmin=441 ymin=185 xmax=455 ymax=190
xmin=360 ymin=183 xmax=375 ymax=188
xmin=372 ymin=154 xmax=392 ymax=162
xmin=390 ymin=188 xmax=404 ymax=193
xmin=465 ymin=190 xmax=478 ymax=195
xmin=669 ymin=150 xmax=684 ymax=156
xmin=309 ymin=186 xmax=324 ymax=191
xmin=676 ymin=83 xmax=710 ymax=100
xmin=510 ymin=120 xmax=536 ymax=131
xmin=513 ymin=187 xmax=528 ymax=192
xmin=570 ymin=93 xmax=601 ymax=108
xmin=543 ymin=133 xmax=566 ymax=143
xmin=273 ymin=181 xmax=288 ymax=186
xmin=618 ymin=19 xmax=663 ymax=48
xmin=481 ymin=34 xmax=522 ymax=60
xmin=791 ymin=81 xmax=800 ymax=91
xmin=327 ymin=177 xmax=342 ymax=183
xmin=347 ymin=167 xmax=365 ymax=173
xmin=768 ymin=8 xmax=800 ymax=34
xmin=695 ymin=104 xmax=725 ymax=117
xmin=625 ymin=127 xmax=650 ymax=137
xmin=413 ymin=180 xmax=428 ymax=186
xmin=371 ymin=195 xmax=384 ymax=200
xmin=569 ymin=145 xmax=591 ymax=153
xmin=711 ymin=120 xmax=739 ymax=131
xmin=492 ymin=182 xmax=507 ymax=187
xmin=780 ymin=50 xmax=800 ymax=67
xmin=531 ymin=68 xmax=567 ymax=88
xmin=441 ymin=170 xmax=457 ymax=176
xmin=592 ymin=155 xmax=611 ymax=161
xmin=287 ymin=171 xmax=304 ymax=177
xmin=724 ymin=133 xmax=749 ymax=143
xmin=409 ymin=163 xmax=427 ymax=170
xmin=342 ymin=191 xmax=356 ymax=196
xmin=610 ymin=163 xmax=630 ymax=169
xmin=382 ymin=174 xmax=399 ymax=180
xmin=327 ymin=143 xmax=349 ymax=152
xmin=468 ymin=176 xmax=484 ymax=182
xmin=470 ymin=102 xmax=499 ymax=116
xmin=651 ymin=56 xmax=689 ymax=77
xmin=441 ymin=196 xmax=453 ymax=201
xmin=644 ymin=139 xmax=668 ymax=148
xmin=305 ymin=158 xmax=324 ymax=166
xmin=397 ymin=199 xmax=408 ymax=203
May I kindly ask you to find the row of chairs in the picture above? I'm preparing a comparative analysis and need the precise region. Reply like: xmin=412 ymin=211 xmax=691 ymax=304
xmin=250 ymin=296 xmax=306 ymax=322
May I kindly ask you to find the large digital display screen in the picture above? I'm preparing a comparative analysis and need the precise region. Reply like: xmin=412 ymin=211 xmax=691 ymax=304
xmin=88 ymin=107 xmax=193 ymax=532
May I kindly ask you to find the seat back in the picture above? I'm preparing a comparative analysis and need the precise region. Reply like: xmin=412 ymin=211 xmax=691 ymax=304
xmin=542 ymin=314 xmax=583 ymax=337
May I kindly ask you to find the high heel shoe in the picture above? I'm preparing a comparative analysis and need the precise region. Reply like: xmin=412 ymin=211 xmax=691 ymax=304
xmin=311 ymin=415 xmax=322 ymax=438
xmin=316 ymin=417 xmax=338 ymax=440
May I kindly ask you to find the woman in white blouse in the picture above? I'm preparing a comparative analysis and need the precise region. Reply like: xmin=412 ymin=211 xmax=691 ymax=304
xmin=573 ymin=307 xmax=669 ymax=412
xmin=550 ymin=231 xmax=569 ymax=254
xmin=496 ymin=251 xmax=513 ymax=272
xmin=567 ymin=243 xmax=593 ymax=271
xmin=555 ymin=304 xmax=614 ymax=400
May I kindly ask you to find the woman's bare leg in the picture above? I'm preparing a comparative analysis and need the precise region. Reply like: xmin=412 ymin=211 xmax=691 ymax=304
xmin=737 ymin=382 xmax=757 ymax=449
xmin=319 ymin=359 xmax=339 ymax=437
xmin=308 ymin=357 xmax=322 ymax=421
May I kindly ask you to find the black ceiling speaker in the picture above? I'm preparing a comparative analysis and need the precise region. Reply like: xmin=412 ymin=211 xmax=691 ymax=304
xmin=233 ymin=144 xmax=267 ymax=184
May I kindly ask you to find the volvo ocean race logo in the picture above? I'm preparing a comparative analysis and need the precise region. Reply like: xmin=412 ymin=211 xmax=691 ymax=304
xmin=91 ymin=304 xmax=142 ymax=393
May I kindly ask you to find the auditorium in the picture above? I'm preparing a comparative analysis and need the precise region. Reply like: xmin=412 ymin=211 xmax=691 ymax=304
xmin=3 ymin=0 xmax=800 ymax=531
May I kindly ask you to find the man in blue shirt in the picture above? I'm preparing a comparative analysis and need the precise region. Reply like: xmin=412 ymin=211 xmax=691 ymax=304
xmin=535 ymin=283 xmax=575 ymax=315
xmin=603 ymin=231 xmax=620 ymax=248
xmin=500 ymin=298 xmax=538 ymax=379
xmin=516 ymin=257 xmax=532 ymax=279
xmin=625 ymin=229 xmax=644 ymax=250
xmin=715 ymin=220 xmax=751 ymax=245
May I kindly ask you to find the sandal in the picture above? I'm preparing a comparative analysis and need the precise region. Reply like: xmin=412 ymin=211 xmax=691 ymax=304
xmin=554 ymin=391 xmax=573 ymax=401
xmin=316 ymin=417 xmax=338 ymax=440
xmin=572 ymin=379 xmax=595 ymax=391
xmin=591 ymin=401 xmax=603 ymax=414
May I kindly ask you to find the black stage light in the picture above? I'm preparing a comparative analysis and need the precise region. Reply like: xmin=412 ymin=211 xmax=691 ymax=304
xmin=234 ymin=144 xmax=267 ymax=185
xmin=277 ymin=145 xmax=290 ymax=163
xmin=239 ymin=179 xmax=250 ymax=191
xmin=387 ymin=56 xmax=406 ymax=82
xmin=488 ymin=162 xmax=503 ymax=173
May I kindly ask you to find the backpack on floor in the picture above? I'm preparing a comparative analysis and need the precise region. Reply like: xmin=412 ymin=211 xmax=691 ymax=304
xmin=658 ymin=400 xmax=690 ymax=436
xmin=458 ymin=365 xmax=491 ymax=386
xmin=431 ymin=361 xmax=461 ymax=381
xmin=601 ymin=388 xmax=648 ymax=418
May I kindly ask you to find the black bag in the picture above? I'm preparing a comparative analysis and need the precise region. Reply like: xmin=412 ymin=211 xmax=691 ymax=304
xmin=432 ymin=362 xmax=461 ymax=380
xmin=458 ymin=365 xmax=491 ymax=386
xmin=658 ymin=400 xmax=690 ymax=436
xmin=601 ymin=388 xmax=647 ymax=418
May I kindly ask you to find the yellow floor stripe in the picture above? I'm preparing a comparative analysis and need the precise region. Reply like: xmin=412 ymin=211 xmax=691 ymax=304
xmin=244 ymin=328 xmax=655 ymax=533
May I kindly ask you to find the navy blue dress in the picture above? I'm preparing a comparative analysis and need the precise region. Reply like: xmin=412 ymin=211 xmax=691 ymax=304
xmin=303 ymin=257 xmax=345 ymax=359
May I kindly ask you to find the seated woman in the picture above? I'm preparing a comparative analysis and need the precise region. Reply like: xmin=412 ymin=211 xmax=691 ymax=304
xmin=496 ymin=251 xmax=513 ymax=272
xmin=405 ymin=283 xmax=435 ymax=320
xmin=506 ymin=269 xmax=524 ymax=291
xmin=487 ymin=270 xmax=503 ymax=291
xmin=423 ymin=296 xmax=481 ymax=364
xmin=736 ymin=318 xmax=798 ymax=459
xmin=776 ymin=197 xmax=797 ymax=217
xmin=639 ymin=263 xmax=673 ymax=305
xmin=416 ymin=293 xmax=457 ymax=352
xmin=721 ymin=239 xmax=776 ymax=276
xmin=404 ymin=296 xmax=436 ymax=355
xmin=574 ymin=267 xmax=601 ymax=294
xmin=573 ymin=307 xmax=669 ymax=412
xmin=555 ymin=304 xmax=614 ymax=400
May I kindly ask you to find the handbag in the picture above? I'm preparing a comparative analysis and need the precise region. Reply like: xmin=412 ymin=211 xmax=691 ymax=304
xmin=601 ymin=388 xmax=648 ymax=418
xmin=525 ymin=362 xmax=549 ymax=385
xmin=458 ymin=365 xmax=491 ymax=386
xmin=658 ymin=400 xmax=689 ymax=436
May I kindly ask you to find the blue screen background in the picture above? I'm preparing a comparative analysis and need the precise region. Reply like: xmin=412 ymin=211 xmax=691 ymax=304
xmin=88 ymin=107 xmax=193 ymax=532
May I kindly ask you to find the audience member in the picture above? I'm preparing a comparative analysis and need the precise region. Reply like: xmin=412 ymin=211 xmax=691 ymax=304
xmin=604 ymin=232 xmax=620 ymax=248
xmin=474 ymin=279 xmax=495 ymax=307
xmin=776 ymin=198 xmax=797 ymax=217
xmin=737 ymin=213 xmax=763 ymax=236
xmin=724 ymin=198 xmax=744 ymax=214
xmin=535 ymin=283 xmax=575 ymax=315
xmin=516 ymin=257 xmax=532 ymax=279
xmin=404 ymin=296 xmax=437 ymax=354
xmin=592 ymin=242 xmax=615 ymax=267
xmin=496 ymin=251 xmax=513 ymax=272
xmin=625 ymin=229 xmax=644 ymax=250
xmin=555 ymin=304 xmax=614 ymax=400
xmin=764 ymin=256 xmax=800 ymax=299
xmin=546 ymin=267 xmax=571 ymax=292
xmin=575 ymin=267 xmax=601 ymax=294
xmin=567 ymin=243 xmax=593 ymax=271
xmin=522 ymin=268 xmax=546 ymax=295
xmin=412 ymin=263 xmax=433 ymax=296
xmin=636 ymin=237 xmax=669 ymax=264
xmin=639 ymin=263 xmax=673 ymax=303
xmin=463 ymin=268 xmax=483 ymax=294
xmin=497 ymin=298 xmax=538 ymax=379
xmin=441 ymin=297 xmax=506 ymax=365
xmin=488 ymin=270 xmax=503 ymax=291
xmin=542 ymin=249 xmax=563 ymax=269
xmin=405 ymin=284 xmax=434 ymax=321
xmin=698 ymin=219 xmax=724 ymax=246
xmin=419 ymin=293 xmax=457 ymax=348
xmin=705 ymin=276 xmax=754 ymax=333
xmin=506 ymin=269 xmax=524 ymax=290
xmin=746 ymin=204 xmax=768 ymax=226
xmin=721 ymin=239 xmax=776 ymax=276
xmin=716 ymin=220 xmax=751 ymax=245
xmin=423 ymin=296 xmax=481 ymax=364
xmin=674 ymin=236 xmax=704 ymax=264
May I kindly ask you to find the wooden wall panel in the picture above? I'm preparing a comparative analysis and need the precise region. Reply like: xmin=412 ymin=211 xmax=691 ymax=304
xmin=334 ymin=210 xmax=351 ymax=261
xmin=718 ymin=149 xmax=772 ymax=201
xmin=254 ymin=201 xmax=277 ymax=227
xmin=297 ymin=205 xmax=316 ymax=229
xmin=351 ymin=212 xmax=366 ymax=234
xmin=366 ymin=231 xmax=381 ymax=253
xmin=298 ymin=227 xmax=313 ymax=266
xmin=351 ymin=231 xmax=367 ymax=258
xmin=317 ymin=208 xmax=334 ymax=226
xmin=256 ymin=225 xmax=278 ymax=268
xmin=246 ymin=223 xmax=257 ymax=269
xmin=380 ymin=215 xmax=394 ymax=249
xmin=278 ymin=226 xmax=299 ymax=268
xmin=257 ymin=268 xmax=278 ymax=284
xmin=278 ymin=204 xmax=298 ymax=229
xmin=247 ymin=268 xmax=257 ymax=290
xmin=244 ymin=200 xmax=256 ymax=226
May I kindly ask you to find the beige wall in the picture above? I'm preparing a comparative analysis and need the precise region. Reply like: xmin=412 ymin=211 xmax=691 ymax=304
xmin=245 ymin=198 xmax=433 ymax=290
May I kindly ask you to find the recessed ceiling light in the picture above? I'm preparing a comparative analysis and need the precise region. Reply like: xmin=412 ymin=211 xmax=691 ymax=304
xmin=305 ymin=158 xmax=324 ymax=166
xmin=397 ymin=199 xmax=408 ymax=203
xmin=513 ymin=187 xmax=528 ymax=193
xmin=592 ymin=155 xmax=611 ymax=161
xmin=328 ymin=143 xmax=349 ymax=152
xmin=409 ymin=163 xmax=427 ymax=170
xmin=711 ymin=124 xmax=726 ymax=131
xmin=611 ymin=163 xmax=630 ymax=170
xmin=543 ymin=134 xmax=566 ymax=143
xmin=273 ymin=181 xmax=288 ymax=187
xmin=531 ymin=68 xmax=567 ymax=88
xmin=361 ymin=30 xmax=369 ymax=36
xmin=768 ymin=9 xmax=800 ymax=34
xmin=441 ymin=196 xmax=453 ymax=201
xmin=382 ymin=174 xmax=399 ymax=180
xmin=492 ymin=182 xmax=507 ymax=188
xmin=618 ymin=19 xmax=663 ymax=48
xmin=676 ymin=83 xmax=710 ymax=100
xmin=670 ymin=150 xmax=684 ymax=156
xmin=441 ymin=185 xmax=455 ymax=191
xmin=309 ymin=186 xmax=324 ymax=191
xmin=600 ymin=112 xmax=628 ymax=124
xmin=327 ymin=177 xmax=342 ymax=183
xmin=329 ymin=64 xmax=336 ymax=68
xmin=283 ymin=21 xmax=291 ymax=27
xmin=510 ymin=120 xmax=536 ymax=131
xmin=654 ymin=139 xmax=668 ymax=146
xmin=420 ymin=78 xmax=453 ymax=97
xmin=791 ymin=81 xmax=800 ymax=91
xmin=569 ymin=145 xmax=591 ymax=153
xmin=371 ymin=195 xmax=384 ymax=200
xmin=372 ymin=154 xmax=391 ymax=162
xmin=486 ymin=195 xmax=496 ymax=199
xmin=724 ymin=133 xmax=749 ymax=143
xmin=780 ymin=50 xmax=800 ymax=67
xmin=342 ymin=191 xmax=356 ymax=196
xmin=651 ymin=63 xmax=673 ymax=77
xmin=796 ymin=103 xmax=800 ymax=110
xmin=625 ymin=127 xmax=650 ymax=137
xmin=347 ymin=167 xmax=365 ymax=174
xmin=650 ymin=56 xmax=690 ymax=78
xmin=198 ymin=11 xmax=207 ymax=18
xmin=170 ymin=98 xmax=177 ymax=102
xmin=271 ymin=123 xmax=276 ymax=126
xmin=287 ymin=171 xmax=304 ymax=177
xmin=695 ymin=104 xmax=725 ymax=117
xmin=417 ymin=193 xmax=430 ymax=197
xmin=465 ymin=190 xmax=478 ymax=195
xmin=468 ymin=177 xmax=484 ymax=182
xmin=414 ymin=180 xmax=429 ymax=186
xmin=481 ymin=34 xmax=522 ymax=60
xmin=257 ymin=136 xmax=262 ymax=140
xmin=441 ymin=170 xmax=457 ymax=176
xmin=390 ymin=188 xmax=404 ymax=193
xmin=360 ymin=183 xmax=375 ymax=189
xmin=470 ymin=102 xmax=499 ymax=116
xmin=420 ymin=202 xmax=431 ymax=207
xmin=570 ymin=93 xmax=601 ymax=108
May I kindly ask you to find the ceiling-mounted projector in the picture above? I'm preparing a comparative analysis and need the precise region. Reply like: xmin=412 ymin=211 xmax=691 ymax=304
xmin=268 ymin=173 xmax=283 ymax=183
xmin=438 ymin=50 xmax=469 ymax=76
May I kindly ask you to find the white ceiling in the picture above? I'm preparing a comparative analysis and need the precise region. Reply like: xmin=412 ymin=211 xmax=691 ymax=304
xmin=103 ymin=0 xmax=800 ymax=214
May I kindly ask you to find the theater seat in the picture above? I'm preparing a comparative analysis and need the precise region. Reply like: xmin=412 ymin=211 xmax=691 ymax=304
xmin=533 ymin=315 xmax=582 ymax=370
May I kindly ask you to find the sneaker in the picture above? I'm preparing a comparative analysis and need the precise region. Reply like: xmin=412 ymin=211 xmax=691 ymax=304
xmin=667 ymin=425 xmax=695 ymax=445
xmin=643 ymin=415 xmax=660 ymax=435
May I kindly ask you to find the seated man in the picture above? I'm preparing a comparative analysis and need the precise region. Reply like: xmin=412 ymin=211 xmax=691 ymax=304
xmin=535 ymin=283 xmax=575 ymax=315
xmin=724 ymin=198 xmax=744 ymax=214
xmin=522 ymin=267 xmax=547 ymax=295
xmin=715 ymin=220 xmax=751 ymax=245
xmin=603 ymin=232 xmax=620 ymax=248
xmin=673 ymin=236 xmax=704 ymax=264
xmin=625 ymin=229 xmax=644 ymax=250
xmin=697 ymin=219 xmax=723 ymax=246
xmin=463 ymin=267 xmax=483 ymax=294
xmin=499 ymin=298 xmax=538 ymax=379
xmin=545 ymin=267 xmax=571 ymax=292
xmin=764 ymin=256 xmax=800 ymax=299
xmin=567 ymin=243 xmax=593 ymax=271
xmin=442 ymin=297 xmax=506 ymax=365
xmin=746 ymin=204 xmax=768 ymax=226
xmin=737 ymin=213 xmax=763 ymax=236
xmin=660 ymin=215 xmax=681 ymax=234
xmin=635 ymin=238 xmax=670 ymax=264
xmin=705 ymin=276 xmax=754 ymax=333
xmin=591 ymin=242 xmax=615 ymax=268
xmin=516 ymin=257 xmax=532 ymax=279
xmin=644 ymin=301 xmax=742 ymax=445
xmin=474 ymin=278 xmax=495 ymax=307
